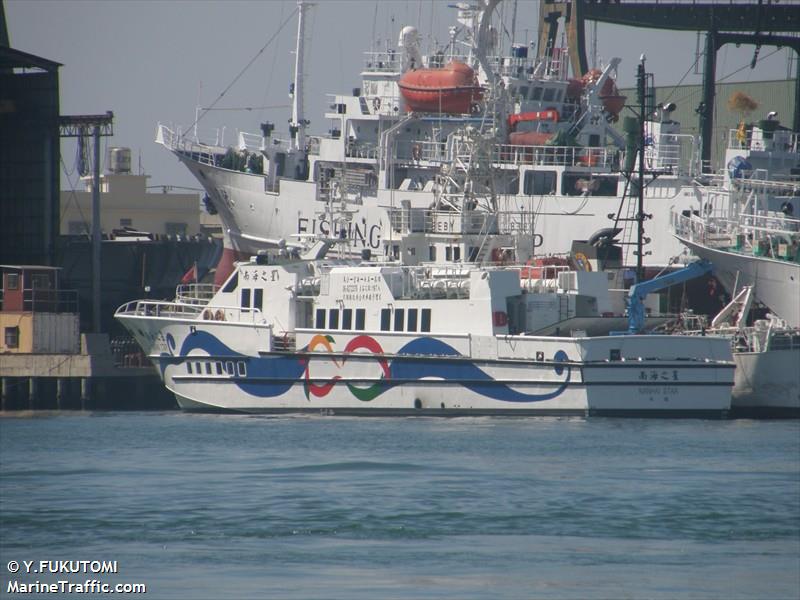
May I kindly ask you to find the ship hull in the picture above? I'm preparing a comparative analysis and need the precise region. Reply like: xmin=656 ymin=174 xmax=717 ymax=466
xmin=118 ymin=316 xmax=733 ymax=417
xmin=730 ymin=347 xmax=800 ymax=418
xmin=676 ymin=236 xmax=800 ymax=328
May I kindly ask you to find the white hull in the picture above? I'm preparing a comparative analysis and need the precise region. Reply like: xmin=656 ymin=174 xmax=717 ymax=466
xmin=676 ymin=236 xmax=800 ymax=328
xmin=731 ymin=347 xmax=800 ymax=416
xmin=120 ymin=317 xmax=733 ymax=417
xmin=185 ymin=153 xmax=701 ymax=267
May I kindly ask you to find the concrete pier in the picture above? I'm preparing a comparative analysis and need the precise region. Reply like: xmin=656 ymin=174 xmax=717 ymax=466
xmin=0 ymin=334 xmax=176 ymax=411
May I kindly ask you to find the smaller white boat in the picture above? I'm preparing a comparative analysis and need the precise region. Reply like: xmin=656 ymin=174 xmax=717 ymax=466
xmin=680 ymin=286 xmax=800 ymax=418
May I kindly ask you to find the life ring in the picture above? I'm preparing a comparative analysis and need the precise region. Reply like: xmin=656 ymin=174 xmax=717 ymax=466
xmin=214 ymin=309 xmax=225 ymax=321
xmin=411 ymin=143 xmax=421 ymax=161
xmin=202 ymin=309 xmax=213 ymax=320
xmin=574 ymin=252 xmax=592 ymax=271
xmin=372 ymin=97 xmax=381 ymax=111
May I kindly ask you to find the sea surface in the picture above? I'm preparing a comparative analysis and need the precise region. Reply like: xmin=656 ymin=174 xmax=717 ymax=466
xmin=0 ymin=412 xmax=798 ymax=600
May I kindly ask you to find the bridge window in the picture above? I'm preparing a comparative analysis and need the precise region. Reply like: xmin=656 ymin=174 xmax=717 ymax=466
xmin=186 ymin=362 xmax=193 ymax=374
xmin=394 ymin=309 xmax=405 ymax=332
xmin=407 ymin=308 xmax=418 ymax=332
xmin=543 ymin=88 xmax=555 ymax=102
xmin=216 ymin=362 xmax=224 ymax=375
xmin=240 ymin=289 xmax=251 ymax=308
xmin=315 ymin=308 xmax=326 ymax=328
xmin=523 ymin=171 xmax=556 ymax=195
xmin=253 ymin=289 xmax=263 ymax=311
xmin=421 ymin=308 xmax=431 ymax=332
xmin=355 ymin=309 xmax=366 ymax=331
xmin=205 ymin=362 xmax=212 ymax=375
xmin=561 ymin=174 xmax=618 ymax=197
xmin=342 ymin=308 xmax=353 ymax=330
xmin=329 ymin=309 xmax=340 ymax=329
xmin=226 ymin=361 xmax=235 ymax=375
xmin=532 ymin=87 xmax=543 ymax=101
xmin=237 ymin=361 xmax=247 ymax=377
xmin=380 ymin=308 xmax=391 ymax=331
xmin=222 ymin=273 xmax=238 ymax=293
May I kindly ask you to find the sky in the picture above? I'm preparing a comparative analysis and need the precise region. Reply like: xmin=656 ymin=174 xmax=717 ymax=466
xmin=5 ymin=0 xmax=795 ymax=192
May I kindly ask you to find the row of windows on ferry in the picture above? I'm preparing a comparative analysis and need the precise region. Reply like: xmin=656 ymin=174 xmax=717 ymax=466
xmin=186 ymin=360 xmax=247 ymax=377
xmin=314 ymin=307 xmax=432 ymax=333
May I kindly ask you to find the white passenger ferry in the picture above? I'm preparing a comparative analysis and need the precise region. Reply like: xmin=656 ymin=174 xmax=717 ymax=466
xmin=116 ymin=246 xmax=734 ymax=416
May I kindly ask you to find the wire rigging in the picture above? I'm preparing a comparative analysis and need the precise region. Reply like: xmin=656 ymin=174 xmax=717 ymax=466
xmin=187 ymin=7 xmax=299 ymax=134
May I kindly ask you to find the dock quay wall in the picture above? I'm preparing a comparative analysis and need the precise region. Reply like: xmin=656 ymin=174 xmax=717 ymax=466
xmin=0 ymin=334 xmax=176 ymax=411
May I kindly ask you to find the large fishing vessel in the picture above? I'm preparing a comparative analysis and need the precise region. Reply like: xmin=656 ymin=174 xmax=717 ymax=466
xmin=673 ymin=120 xmax=799 ymax=327
xmin=115 ymin=243 xmax=734 ymax=416
xmin=157 ymin=0 xmax=705 ymax=285
xmin=671 ymin=119 xmax=800 ymax=415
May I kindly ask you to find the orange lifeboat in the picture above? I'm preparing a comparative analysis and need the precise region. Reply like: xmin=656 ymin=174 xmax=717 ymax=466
xmin=581 ymin=68 xmax=626 ymax=118
xmin=398 ymin=61 xmax=483 ymax=114
xmin=520 ymin=257 xmax=570 ymax=279
xmin=508 ymin=131 xmax=554 ymax=146
xmin=507 ymin=110 xmax=559 ymax=130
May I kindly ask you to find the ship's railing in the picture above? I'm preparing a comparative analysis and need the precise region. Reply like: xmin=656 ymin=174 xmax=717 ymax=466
xmin=391 ymin=138 xmax=618 ymax=170
xmin=363 ymin=51 xmax=402 ymax=72
xmin=363 ymin=47 xmax=566 ymax=80
xmin=644 ymin=133 xmax=699 ymax=177
xmin=156 ymin=123 xmax=219 ymax=167
xmin=238 ymin=131 xmax=264 ymax=152
xmin=726 ymin=127 xmax=799 ymax=154
xmin=492 ymin=143 xmax=617 ymax=169
xmin=730 ymin=176 xmax=800 ymax=195
xmin=115 ymin=300 xmax=269 ymax=323
xmin=364 ymin=50 xmax=566 ymax=79
xmin=394 ymin=139 xmax=451 ymax=164
xmin=175 ymin=283 xmax=219 ymax=306
xmin=345 ymin=140 xmax=379 ymax=160
xmin=672 ymin=209 xmax=800 ymax=260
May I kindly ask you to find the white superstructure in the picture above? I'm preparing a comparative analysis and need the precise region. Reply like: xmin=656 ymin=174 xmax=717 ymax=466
xmin=156 ymin=0 xmax=706 ymax=285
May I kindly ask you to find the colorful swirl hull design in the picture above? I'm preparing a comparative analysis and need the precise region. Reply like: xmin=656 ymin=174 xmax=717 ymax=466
xmin=160 ymin=331 xmax=571 ymax=404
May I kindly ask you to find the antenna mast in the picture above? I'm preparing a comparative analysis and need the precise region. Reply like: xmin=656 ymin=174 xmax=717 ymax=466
xmin=289 ymin=0 xmax=310 ymax=153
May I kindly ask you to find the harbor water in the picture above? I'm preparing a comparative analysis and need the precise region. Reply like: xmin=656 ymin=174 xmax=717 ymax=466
xmin=1 ymin=412 xmax=798 ymax=599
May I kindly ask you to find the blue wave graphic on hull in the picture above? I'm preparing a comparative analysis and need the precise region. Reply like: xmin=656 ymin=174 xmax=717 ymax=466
xmin=161 ymin=330 xmax=570 ymax=403
xmin=391 ymin=337 xmax=571 ymax=402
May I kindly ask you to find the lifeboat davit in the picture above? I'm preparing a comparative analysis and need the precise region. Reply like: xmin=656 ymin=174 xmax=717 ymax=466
xmin=398 ymin=61 xmax=483 ymax=114
xmin=568 ymin=69 xmax=626 ymax=118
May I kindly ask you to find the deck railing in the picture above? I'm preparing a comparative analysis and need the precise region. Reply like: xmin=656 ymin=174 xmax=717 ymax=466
xmin=175 ymin=284 xmax=220 ymax=306
xmin=115 ymin=300 xmax=268 ymax=324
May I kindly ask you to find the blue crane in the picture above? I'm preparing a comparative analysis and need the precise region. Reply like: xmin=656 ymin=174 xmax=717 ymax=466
xmin=627 ymin=260 xmax=714 ymax=334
